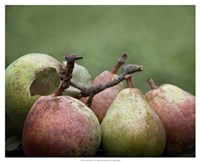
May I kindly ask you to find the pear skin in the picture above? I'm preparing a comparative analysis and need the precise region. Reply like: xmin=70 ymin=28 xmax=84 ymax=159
xmin=145 ymin=83 xmax=195 ymax=156
xmin=22 ymin=95 xmax=101 ymax=157
xmin=6 ymin=53 xmax=62 ymax=134
xmin=90 ymin=71 xmax=123 ymax=122
xmin=80 ymin=71 xmax=123 ymax=123
xmin=80 ymin=54 xmax=127 ymax=123
xmin=101 ymin=88 xmax=166 ymax=157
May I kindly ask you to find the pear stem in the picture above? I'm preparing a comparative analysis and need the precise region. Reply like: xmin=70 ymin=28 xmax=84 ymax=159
xmin=125 ymin=74 xmax=134 ymax=88
xmin=55 ymin=54 xmax=83 ymax=96
xmin=147 ymin=78 xmax=158 ymax=90
xmin=71 ymin=64 xmax=143 ymax=106
xmin=111 ymin=53 xmax=128 ymax=74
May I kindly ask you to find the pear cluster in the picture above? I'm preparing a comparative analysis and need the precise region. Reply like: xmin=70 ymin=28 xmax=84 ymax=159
xmin=6 ymin=53 xmax=195 ymax=157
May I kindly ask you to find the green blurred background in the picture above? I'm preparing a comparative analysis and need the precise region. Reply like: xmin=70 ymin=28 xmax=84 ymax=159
xmin=5 ymin=5 xmax=195 ymax=94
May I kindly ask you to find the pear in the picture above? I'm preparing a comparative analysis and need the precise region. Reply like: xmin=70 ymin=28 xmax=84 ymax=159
xmin=22 ymin=95 xmax=101 ymax=157
xmin=80 ymin=54 xmax=127 ymax=123
xmin=145 ymin=79 xmax=195 ymax=156
xmin=6 ymin=53 xmax=62 ymax=135
xmin=101 ymin=75 xmax=166 ymax=156
xmin=88 ymin=71 xmax=124 ymax=122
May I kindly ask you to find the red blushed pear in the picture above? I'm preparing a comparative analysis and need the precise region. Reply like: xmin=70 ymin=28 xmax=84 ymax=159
xmin=80 ymin=54 xmax=127 ymax=123
xmin=22 ymin=95 xmax=101 ymax=157
xmin=145 ymin=79 xmax=195 ymax=156
xmin=22 ymin=54 xmax=101 ymax=157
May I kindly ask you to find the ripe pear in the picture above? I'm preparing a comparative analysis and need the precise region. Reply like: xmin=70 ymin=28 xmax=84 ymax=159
xmin=6 ymin=53 xmax=62 ymax=134
xmin=80 ymin=54 xmax=127 ymax=123
xmin=22 ymin=95 xmax=101 ymax=157
xmin=101 ymin=76 xmax=166 ymax=157
xmin=145 ymin=79 xmax=195 ymax=156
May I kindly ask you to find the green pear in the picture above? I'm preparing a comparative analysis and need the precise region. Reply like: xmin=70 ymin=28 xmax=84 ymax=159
xmin=6 ymin=53 xmax=62 ymax=135
xmin=62 ymin=61 xmax=92 ymax=97
xmin=101 ymin=77 xmax=166 ymax=156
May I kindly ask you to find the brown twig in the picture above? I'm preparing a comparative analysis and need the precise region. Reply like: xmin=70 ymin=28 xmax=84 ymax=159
xmin=55 ymin=54 xmax=83 ymax=96
xmin=71 ymin=64 xmax=143 ymax=106
xmin=111 ymin=53 xmax=128 ymax=74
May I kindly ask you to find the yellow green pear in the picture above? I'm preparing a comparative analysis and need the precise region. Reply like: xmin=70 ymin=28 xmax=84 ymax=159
xmin=101 ymin=76 xmax=166 ymax=156
xmin=6 ymin=53 xmax=62 ymax=135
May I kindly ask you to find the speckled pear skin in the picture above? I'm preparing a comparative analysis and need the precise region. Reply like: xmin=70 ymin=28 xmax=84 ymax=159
xmin=145 ymin=84 xmax=195 ymax=156
xmin=22 ymin=95 xmax=101 ymax=157
xmin=101 ymin=88 xmax=166 ymax=157
xmin=80 ymin=70 xmax=124 ymax=123
xmin=6 ymin=53 xmax=62 ymax=134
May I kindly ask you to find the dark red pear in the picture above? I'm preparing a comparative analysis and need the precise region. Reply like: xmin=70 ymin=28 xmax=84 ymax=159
xmin=22 ymin=95 xmax=101 ymax=157
xmin=80 ymin=54 xmax=127 ymax=123
xmin=145 ymin=79 xmax=195 ymax=156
